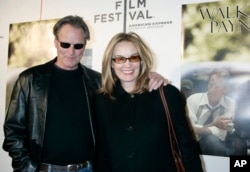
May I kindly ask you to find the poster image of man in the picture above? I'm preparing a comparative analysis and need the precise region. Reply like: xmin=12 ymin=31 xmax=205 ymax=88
xmin=181 ymin=63 xmax=250 ymax=157
xmin=181 ymin=0 xmax=250 ymax=157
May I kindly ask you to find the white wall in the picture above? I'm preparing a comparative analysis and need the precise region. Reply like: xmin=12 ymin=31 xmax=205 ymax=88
xmin=0 ymin=0 xmax=228 ymax=172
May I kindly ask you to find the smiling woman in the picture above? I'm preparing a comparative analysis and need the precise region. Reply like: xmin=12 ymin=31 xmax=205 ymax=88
xmin=93 ymin=32 xmax=203 ymax=172
xmin=111 ymin=41 xmax=141 ymax=93
xmin=100 ymin=32 xmax=154 ymax=98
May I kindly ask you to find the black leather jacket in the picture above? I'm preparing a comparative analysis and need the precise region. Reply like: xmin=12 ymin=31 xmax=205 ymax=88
xmin=2 ymin=58 xmax=101 ymax=172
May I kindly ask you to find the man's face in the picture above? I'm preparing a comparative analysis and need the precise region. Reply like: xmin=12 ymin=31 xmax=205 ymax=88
xmin=54 ymin=24 xmax=86 ymax=70
xmin=207 ymin=74 xmax=226 ymax=106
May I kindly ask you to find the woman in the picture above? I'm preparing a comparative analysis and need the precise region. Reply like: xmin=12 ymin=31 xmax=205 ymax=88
xmin=94 ymin=32 xmax=203 ymax=172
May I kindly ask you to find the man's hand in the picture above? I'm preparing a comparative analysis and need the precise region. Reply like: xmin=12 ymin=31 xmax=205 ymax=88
xmin=148 ymin=72 xmax=169 ymax=92
xmin=213 ymin=117 xmax=232 ymax=130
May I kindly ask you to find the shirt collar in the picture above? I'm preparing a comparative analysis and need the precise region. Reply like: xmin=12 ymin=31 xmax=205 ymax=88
xmin=199 ymin=92 xmax=229 ymax=109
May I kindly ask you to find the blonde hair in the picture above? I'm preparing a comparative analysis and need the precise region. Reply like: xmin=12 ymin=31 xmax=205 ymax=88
xmin=100 ymin=32 xmax=154 ymax=99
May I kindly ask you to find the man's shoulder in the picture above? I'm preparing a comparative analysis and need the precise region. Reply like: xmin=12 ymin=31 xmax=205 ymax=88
xmin=83 ymin=66 xmax=100 ymax=75
xmin=223 ymin=95 xmax=236 ymax=106
xmin=20 ymin=61 xmax=52 ymax=75
xmin=187 ymin=92 xmax=208 ymax=106
xmin=188 ymin=92 xmax=206 ymax=100
xmin=79 ymin=64 xmax=101 ymax=89
xmin=18 ymin=59 xmax=55 ymax=80
xmin=79 ymin=64 xmax=101 ymax=77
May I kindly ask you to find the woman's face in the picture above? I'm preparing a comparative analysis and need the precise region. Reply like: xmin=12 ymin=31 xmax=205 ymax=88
xmin=112 ymin=41 xmax=141 ymax=90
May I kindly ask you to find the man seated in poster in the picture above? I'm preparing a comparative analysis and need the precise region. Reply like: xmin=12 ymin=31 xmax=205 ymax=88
xmin=186 ymin=69 xmax=236 ymax=156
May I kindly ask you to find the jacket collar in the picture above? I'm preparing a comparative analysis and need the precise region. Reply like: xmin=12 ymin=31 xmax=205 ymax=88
xmin=113 ymin=81 xmax=129 ymax=97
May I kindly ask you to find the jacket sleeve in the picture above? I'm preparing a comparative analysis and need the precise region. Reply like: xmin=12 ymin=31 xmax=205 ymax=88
xmin=165 ymin=85 xmax=204 ymax=172
xmin=2 ymin=76 xmax=37 ymax=172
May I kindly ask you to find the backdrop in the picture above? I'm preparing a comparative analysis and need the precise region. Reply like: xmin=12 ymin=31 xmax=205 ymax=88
xmin=0 ymin=0 xmax=232 ymax=171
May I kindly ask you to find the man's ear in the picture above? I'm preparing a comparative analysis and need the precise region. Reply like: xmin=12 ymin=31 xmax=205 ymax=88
xmin=54 ymin=38 xmax=57 ymax=48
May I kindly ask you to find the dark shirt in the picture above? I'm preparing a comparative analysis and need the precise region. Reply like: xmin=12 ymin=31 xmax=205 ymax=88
xmin=41 ymin=65 xmax=94 ymax=165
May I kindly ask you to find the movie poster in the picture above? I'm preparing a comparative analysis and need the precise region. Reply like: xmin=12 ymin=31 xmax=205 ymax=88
xmin=181 ymin=0 xmax=250 ymax=157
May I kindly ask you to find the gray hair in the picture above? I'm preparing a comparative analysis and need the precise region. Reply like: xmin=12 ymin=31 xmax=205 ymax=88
xmin=53 ymin=15 xmax=90 ymax=41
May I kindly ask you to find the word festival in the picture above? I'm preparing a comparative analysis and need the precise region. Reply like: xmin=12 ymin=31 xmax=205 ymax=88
xmin=94 ymin=0 xmax=153 ymax=23
xmin=199 ymin=5 xmax=250 ymax=33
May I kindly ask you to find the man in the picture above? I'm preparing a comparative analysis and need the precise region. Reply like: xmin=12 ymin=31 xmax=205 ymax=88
xmin=3 ymin=15 xmax=167 ymax=172
xmin=187 ymin=69 xmax=236 ymax=156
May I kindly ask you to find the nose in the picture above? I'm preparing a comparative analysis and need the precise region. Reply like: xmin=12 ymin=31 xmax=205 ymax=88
xmin=124 ymin=59 xmax=132 ymax=67
xmin=68 ymin=45 xmax=75 ymax=54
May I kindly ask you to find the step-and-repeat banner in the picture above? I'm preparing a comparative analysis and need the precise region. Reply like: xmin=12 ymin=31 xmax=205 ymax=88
xmin=2 ymin=0 xmax=250 ymax=171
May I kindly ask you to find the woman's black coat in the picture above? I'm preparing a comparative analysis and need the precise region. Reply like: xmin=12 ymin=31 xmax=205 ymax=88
xmin=94 ymin=84 xmax=203 ymax=172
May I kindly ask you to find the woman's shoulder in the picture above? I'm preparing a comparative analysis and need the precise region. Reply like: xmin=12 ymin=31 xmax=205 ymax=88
xmin=163 ymin=84 xmax=180 ymax=93
xmin=159 ymin=84 xmax=184 ymax=101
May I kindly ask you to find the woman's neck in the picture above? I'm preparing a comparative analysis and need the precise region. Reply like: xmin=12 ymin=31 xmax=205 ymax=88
xmin=121 ymin=82 xmax=136 ymax=93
